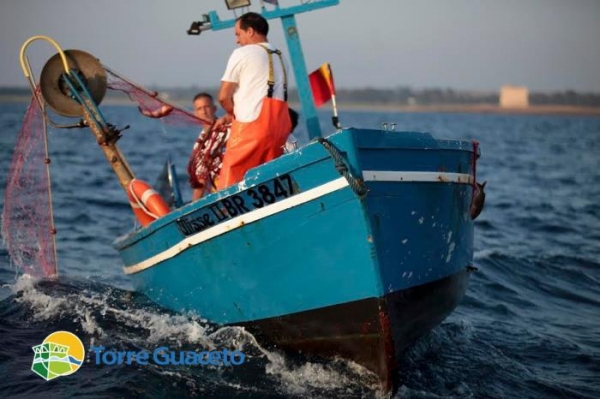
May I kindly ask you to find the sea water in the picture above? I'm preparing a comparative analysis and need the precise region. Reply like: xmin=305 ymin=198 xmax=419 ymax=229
xmin=1 ymin=102 xmax=599 ymax=398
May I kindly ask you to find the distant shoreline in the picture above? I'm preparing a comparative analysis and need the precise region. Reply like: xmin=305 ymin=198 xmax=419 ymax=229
xmin=343 ymin=103 xmax=600 ymax=116
xmin=2 ymin=95 xmax=600 ymax=117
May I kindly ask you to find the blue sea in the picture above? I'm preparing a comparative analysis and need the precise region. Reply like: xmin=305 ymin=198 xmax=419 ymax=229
xmin=1 ymin=102 xmax=599 ymax=398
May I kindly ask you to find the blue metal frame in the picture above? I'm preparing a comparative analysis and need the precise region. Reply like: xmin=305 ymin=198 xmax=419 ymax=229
xmin=196 ymin=0 xmax=340 ymax=139
xmin=61 ymin=70 xmax=109 ymax=131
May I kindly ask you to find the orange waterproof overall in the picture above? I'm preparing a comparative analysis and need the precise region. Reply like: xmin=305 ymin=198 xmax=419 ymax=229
xmin=216 ymin=46 xmax=291 ymax=189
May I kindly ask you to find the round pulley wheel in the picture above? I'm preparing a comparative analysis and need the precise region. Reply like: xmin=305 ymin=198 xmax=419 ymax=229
xmin=40 ymin=49 xmax=107 ymax=117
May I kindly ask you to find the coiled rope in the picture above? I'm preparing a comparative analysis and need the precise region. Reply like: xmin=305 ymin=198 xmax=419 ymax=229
xmin=317 ymin=137 xmax=369 ymax=198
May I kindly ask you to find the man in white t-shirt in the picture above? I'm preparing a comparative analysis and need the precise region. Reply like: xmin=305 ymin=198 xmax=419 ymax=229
xmin=213 ymin=12 xmax=292 ymax=189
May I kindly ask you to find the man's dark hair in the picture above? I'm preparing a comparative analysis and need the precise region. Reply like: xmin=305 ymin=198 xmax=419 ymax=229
xmin=193 ymin=92 xmax=214 ymax=102
xmin=237 ymin=12 xmax=269 ymax=36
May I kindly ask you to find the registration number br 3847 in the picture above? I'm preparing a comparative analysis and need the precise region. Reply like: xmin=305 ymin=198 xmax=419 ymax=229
xmin=176 ymin=174 xmax=298 ymax=236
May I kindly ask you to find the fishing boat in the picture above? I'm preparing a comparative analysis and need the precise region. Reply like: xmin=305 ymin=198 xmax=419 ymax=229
xmin=5 ymin=0 xmax=483 ymax=393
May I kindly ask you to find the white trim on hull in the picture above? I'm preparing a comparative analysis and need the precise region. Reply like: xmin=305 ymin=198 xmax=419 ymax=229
xmin=123 ymin=171 xmax=473 ymax=275
xmin=363 ymin=171 xmax=473 ymax=184
xmin=123 ymin=177 xmax=350 ymax=274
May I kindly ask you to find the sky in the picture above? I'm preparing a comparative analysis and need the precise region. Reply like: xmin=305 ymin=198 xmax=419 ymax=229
xmin=1 ymin=0 xmax=599 ymax=93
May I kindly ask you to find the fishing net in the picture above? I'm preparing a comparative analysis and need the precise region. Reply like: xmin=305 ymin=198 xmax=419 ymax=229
xmin=2 ymin=66 xmax=226 ymax=277
xmin=105 ymin=67 xmax=228 ymax=193
xmin=2 ymin=92 xmax=57 ymax=277
xmin=187 ymin=127 xmax=229 ymax=192
xmin=105 ymin=67 xmax=206 ymax=127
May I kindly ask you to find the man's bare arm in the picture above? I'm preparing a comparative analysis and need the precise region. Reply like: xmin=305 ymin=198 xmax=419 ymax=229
xmin=218 ymin=81 xmax=237 ymax=116
xmin=214 ymin=81 xmax=237 ymax=130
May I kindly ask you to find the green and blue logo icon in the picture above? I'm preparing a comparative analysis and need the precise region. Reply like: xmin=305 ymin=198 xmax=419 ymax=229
xmin=31 ymin=331 xmax=85 ymax=381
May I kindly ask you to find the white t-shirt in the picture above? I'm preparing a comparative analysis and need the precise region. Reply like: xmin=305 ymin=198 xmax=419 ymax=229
xmin=221 ymin=42 xmax=289 ymax=123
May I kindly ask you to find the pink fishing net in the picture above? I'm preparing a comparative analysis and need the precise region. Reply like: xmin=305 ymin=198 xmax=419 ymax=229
xmin=105 ymin=66 xmax=228 ymax=195
xmin=106 ymin=67 xmax=228 ymax=192
xmin=2 ymin=93 xmax=57 ymax=277
xmin=106 ymin=68 xmax=207 ymax=127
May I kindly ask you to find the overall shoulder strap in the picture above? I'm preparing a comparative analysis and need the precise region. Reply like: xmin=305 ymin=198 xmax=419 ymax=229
xmin=258 ymin=44 xmax=288 ymax=101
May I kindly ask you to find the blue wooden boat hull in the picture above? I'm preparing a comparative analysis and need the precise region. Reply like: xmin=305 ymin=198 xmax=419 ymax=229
xmin=114 ymin=127 xmax=476 ymax=389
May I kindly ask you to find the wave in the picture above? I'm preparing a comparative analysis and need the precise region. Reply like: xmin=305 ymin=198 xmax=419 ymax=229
xmin=1 ymin=274 xmax=384 ymax=398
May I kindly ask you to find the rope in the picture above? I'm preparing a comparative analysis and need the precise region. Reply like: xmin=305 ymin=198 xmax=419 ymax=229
xmin=470 ymin=140 xmax=479 ymax=209
xmin=317 ymin=137 xmax=368 ymax=198
xmin=41 ymin=92 xmax=59 ymax=275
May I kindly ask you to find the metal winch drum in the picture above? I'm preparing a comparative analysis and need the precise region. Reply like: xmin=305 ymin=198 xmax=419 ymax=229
xmin=40 ymin=49 xmax=107 ymax=117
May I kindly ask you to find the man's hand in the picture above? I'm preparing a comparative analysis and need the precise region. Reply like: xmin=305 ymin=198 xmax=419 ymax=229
xmin=213 ymin=113 xmax=234 ymax=132
xmin=139 ymin=105 xmax=173 ymax=118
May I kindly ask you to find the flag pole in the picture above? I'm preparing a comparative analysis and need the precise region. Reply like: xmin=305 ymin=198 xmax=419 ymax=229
xmin=331 ymin=93 xmax=341 ymax=129
xmin=327 ymin=63 xmax=341 ymax=129
xmin=308 ymin=61 xmax=342 ymax=130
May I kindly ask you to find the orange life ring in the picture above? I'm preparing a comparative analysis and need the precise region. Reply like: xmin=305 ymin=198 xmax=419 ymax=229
xmin=127 ymin=179 xmax=170 ymax=226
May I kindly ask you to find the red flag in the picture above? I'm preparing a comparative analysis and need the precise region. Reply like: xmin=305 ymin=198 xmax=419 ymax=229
xmin=309 ymin=63 xmax=336 ymax=107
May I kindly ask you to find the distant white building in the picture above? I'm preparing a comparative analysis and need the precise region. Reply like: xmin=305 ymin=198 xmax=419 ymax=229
xmin=500 ymin=85 xmax=529 ymax=108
